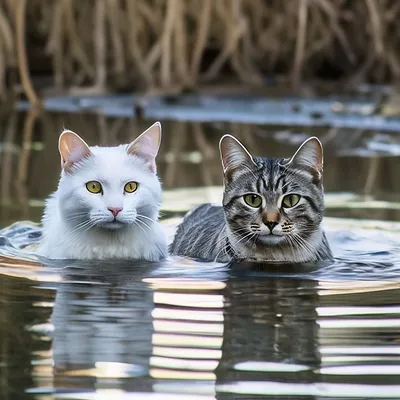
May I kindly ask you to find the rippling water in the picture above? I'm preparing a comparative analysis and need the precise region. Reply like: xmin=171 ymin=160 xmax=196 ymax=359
xmin=1 ymin=105 xmax=400 ymax=399
xmin=1 ymin=212 xmax=400 ymax=399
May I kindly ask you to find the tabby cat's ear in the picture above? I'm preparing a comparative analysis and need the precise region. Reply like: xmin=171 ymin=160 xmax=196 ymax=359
xmin=284 ymin=137 xmax=323 ymax=180
xmin=219 ymin=134 xmax=256 ymax=180
xmin=58 ymin=130 xmax=92 ymax=172
xmin=127 ymin=122 xmax=161 ymax=173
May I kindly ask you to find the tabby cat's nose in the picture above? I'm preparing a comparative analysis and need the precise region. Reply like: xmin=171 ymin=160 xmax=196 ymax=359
xmin=108 ymin=207 xmax=123 ymax=217
xmin=262 ymin=210 xmax=280 ymax=231
xmin=265 ymin=221 xmax=278 ymax=232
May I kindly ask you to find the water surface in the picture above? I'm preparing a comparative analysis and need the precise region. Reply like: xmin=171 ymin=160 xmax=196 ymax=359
xmin=1 ymin=102 xmax=400 ymax=399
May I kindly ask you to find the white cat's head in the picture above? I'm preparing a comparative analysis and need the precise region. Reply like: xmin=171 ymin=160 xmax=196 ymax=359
xmin=56 ymin=122 xmax=162 ymax=231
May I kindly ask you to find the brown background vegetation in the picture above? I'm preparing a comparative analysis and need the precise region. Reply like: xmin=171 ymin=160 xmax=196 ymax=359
xmin=1 ymin=0 xmax=400 ymax=103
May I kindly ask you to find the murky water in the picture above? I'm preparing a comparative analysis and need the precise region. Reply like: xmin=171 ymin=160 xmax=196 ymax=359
xmin=1 ymin=102 xmax=400 ymax=399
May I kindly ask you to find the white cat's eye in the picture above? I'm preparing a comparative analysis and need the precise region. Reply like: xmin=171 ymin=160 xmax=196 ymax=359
xmin=124 ymin=181 xmax=138 ymax=193
xmin=282 ymin=194 xmax=301 ymax=208
xmin=243 ymin=193 xmax=262 ymax=208
xmin=86 ymin=181 xmax=102 ymax=194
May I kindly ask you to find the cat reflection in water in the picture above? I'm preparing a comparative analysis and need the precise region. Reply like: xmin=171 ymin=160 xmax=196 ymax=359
xmin=171 ymin=135 xmax=332 ymax=263
xmin=38 ymin=122 xmax=167 ymax=261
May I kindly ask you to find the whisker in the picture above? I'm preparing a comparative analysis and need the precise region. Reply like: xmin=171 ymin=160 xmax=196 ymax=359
xmin=61 ymin=218 xmax=100 ymax=244
xmin=133 ymin=220 xmax=149 ymax=236
xmin=135 ymin=218 xmax=152 ymax=232
xmin=137 ymin=214 xmax=155 ymax=223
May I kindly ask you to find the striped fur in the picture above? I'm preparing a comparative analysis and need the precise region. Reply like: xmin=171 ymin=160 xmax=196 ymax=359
xmin=170 ymin=135 xmax=333 ymax=263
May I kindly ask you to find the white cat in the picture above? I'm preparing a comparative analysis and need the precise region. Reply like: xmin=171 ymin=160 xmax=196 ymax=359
xmin=37 ymin=122 xmax=168 ymax=261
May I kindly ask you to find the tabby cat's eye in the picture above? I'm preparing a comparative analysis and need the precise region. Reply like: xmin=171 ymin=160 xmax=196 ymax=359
xmin=86 ymin=181 xmax=102 ymax=194
xmin=244 ymin=194 xmax=262 ymax=208
xmin=282 ymin=194 xmax=301 ymax=208
xmin=124 ymin=181 xmax=138 ymax=193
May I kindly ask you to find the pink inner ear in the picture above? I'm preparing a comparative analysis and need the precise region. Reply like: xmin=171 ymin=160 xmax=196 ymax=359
xmin=67 ymin=145 xmax=91 ymax=164
xmin=135 ymin=140 xmax=157 ymax=173
xmin=137 ymin=135 xmax=158 ymax=161
xmin=127 ymin=123 xmax=161 ymax=173
xmin=128 ymin=138 xmax=157 ymax=173
xmin=59 ymin=130 xmax=92 ymax=171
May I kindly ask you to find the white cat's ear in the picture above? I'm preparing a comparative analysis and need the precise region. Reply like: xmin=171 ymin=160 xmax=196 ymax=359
xmin=127 ymin=122 xmax=161 ymax=173
xmin=285 ymin=137 xmax=323 ymax=180
xmin=58 ymin=130 xmax=92 ymax=172
xmin=219 ymin=134 xmax=257 ymax=179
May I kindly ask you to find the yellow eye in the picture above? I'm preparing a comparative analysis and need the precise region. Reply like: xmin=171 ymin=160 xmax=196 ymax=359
xmin=86 ymin=181 xmax=102 ymax=194
xmin=282 ymin=194 xmax=301 ymax=208
xmin=124 ymin=181 xmax=138 ymax=193
xmin=244 ymin=194 xmax=262 ymax=208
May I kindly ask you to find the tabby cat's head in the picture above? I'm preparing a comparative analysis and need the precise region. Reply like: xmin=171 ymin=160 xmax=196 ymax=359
xmin=219 ymin=134 xmax=325 ymax=255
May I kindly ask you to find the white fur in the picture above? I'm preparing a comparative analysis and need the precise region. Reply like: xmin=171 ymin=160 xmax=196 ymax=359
xmin=37 ymin=144 xmax=167 ymax=261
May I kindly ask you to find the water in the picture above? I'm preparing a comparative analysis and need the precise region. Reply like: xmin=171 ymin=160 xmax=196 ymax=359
xmin=1 ymin=101 xmax=400 ymax=399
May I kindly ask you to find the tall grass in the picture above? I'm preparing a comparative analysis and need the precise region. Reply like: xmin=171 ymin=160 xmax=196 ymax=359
xmin=1 ymin=0 xmax=400 ymax=103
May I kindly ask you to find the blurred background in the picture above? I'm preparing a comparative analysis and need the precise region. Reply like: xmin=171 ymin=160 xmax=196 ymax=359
xmin=3 ymin=0 xmax=400 ymax=97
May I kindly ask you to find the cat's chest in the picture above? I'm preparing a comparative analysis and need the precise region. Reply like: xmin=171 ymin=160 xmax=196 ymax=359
xmin=235 ymin=245 xmax=289 ymax=262
xmin=67 ymin=230 xmax=148 ymax=259
xmin=232 ymin=229 xmax=325 ymax=263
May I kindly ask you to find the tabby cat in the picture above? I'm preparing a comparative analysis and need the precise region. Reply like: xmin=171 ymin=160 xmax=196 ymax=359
xmin=170 ymin=134 xmax=332 ymax=263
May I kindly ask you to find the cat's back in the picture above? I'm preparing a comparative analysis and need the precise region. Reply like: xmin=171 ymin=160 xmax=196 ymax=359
xmin=170 ymin=203 xmax=226 ymax=260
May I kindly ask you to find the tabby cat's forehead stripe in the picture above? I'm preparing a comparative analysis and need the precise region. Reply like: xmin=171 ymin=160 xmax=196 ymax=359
xmin=226 ymin=159 xmax=320 ymax=199
xmin=256 ymin=177 xmax=263 ymax=194
xmin=274 ymin=174 xmax=286 ymax=191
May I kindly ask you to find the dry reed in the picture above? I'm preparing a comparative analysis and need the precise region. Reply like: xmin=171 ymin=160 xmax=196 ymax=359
xmin=0 ymin=0 xmax=400 ymax=102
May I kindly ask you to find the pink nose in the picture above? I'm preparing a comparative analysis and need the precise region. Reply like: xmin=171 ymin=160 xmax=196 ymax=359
xmin=108 ymin=207 xmax=122 ymax=217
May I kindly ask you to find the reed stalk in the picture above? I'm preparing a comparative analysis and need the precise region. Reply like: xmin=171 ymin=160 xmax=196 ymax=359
xmin=0 ymin=0 xmax=399 ymax=101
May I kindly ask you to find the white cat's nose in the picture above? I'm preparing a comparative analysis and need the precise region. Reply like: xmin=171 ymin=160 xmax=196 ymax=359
xmin=108 ymin=207 xmax=123 ymax=217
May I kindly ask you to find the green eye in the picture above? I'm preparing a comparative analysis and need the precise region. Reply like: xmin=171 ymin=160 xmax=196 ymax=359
xmin=124 ymin=181 xmax=138 ymax=193
xmin=244 ymin=194 xmax=262 ymax=208
xmin=86 ymin=181 xmax=102 ymax=194
xmin=282 ymin=194 xmax=301 ymax=208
